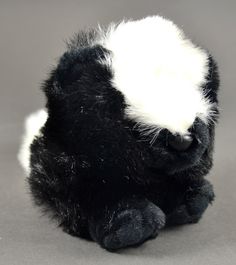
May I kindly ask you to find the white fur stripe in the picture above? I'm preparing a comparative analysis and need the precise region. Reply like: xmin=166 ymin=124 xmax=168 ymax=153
xmin=18 ymin=109 xmax=48 ymax=174
xmin=99 ymin=16 xmax=212 ymax=135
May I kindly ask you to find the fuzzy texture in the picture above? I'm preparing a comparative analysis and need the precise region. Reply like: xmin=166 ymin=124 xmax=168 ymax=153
xmin=19 ymin=16 xmax=219 ymax=251
xmin=99 ymin=16 xmax=214 ymax=135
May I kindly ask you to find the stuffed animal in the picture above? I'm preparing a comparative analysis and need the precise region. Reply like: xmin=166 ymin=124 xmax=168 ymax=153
xmin=19 ymin=15 xmax=219 ymax=251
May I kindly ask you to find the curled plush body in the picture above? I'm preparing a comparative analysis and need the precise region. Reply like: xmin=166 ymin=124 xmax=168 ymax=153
xmin=19 ymin=16 xmax=219 ymax=251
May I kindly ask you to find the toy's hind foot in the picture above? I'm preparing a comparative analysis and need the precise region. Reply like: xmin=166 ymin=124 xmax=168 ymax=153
xmin=166 ymin=204 xmax=202 ymax=226
xmin=166 ymin=179 xmax=215 ymax=226
xmin=89 ymin=199 xmax=165 ymax=251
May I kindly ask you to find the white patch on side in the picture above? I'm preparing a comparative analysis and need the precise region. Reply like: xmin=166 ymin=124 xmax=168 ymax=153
xmin=99 ymin=16 xmax=213 ymax=135
xmin=18 ymin=109 xmax=48 ymax=175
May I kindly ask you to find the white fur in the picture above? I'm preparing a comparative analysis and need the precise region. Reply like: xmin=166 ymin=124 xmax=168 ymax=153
xmin=18 ymin=109 xmax=48 ymax=174
xmin=99 ymin=16 xmax=212 ymax=135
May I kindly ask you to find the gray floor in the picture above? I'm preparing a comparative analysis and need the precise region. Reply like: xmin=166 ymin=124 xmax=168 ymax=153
xmin=0 ymin=1 xmax=236 ymax=264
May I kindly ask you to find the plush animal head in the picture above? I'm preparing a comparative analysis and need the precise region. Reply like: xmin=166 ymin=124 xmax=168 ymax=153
xmin=42 ymin=16 xmax=219 ymax=179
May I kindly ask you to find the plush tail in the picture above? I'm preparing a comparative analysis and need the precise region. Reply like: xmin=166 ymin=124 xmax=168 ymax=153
xmin=18 ymin=109 xmax=48 ymax=175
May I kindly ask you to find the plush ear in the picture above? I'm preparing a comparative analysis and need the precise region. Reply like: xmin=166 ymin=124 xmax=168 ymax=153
xmin=202 ymin=54 xmax=220 ymax=124
xmin=41 ymin=43 xmax=125 ymax=117
xmin=42 ymin=45 xmax=109 ymax=101
xmin=205 ymin=55 xmax=220 ymax=104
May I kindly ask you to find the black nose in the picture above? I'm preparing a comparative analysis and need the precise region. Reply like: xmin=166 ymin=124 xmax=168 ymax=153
xmin=168 ymin=134 xmax=193 ymax=151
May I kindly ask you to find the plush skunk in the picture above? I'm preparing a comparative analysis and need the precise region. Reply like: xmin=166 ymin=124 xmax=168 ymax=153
xmin=19 ymin=16 xmax=219 ymax=251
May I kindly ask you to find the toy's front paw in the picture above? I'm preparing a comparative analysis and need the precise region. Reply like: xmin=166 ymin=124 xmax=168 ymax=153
xmin=167 ymin=179 xmax=215 ymax=226
xmin=89 ymin=199 xmax=165 ymax=251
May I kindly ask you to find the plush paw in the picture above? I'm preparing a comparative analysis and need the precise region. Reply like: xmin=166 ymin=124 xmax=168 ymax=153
xmin=89 ymin=199 xmax=165 ymax=251
xmin=167 ymin=180 xmax=215 ymax=226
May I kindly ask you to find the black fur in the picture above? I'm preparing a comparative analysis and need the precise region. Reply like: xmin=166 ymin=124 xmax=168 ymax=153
xmin=28 ymin=29 xmax=219 ymax=251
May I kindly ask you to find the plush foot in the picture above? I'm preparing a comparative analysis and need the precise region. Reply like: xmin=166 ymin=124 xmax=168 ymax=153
xmin=166 ymin=179 xmax=215 ymax=226
xmin=89 ymin=199 xmax=166 ymax=251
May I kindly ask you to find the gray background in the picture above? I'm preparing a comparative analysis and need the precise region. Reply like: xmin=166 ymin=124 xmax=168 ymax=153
xmin=0 ymin=0 xmax=235 ymax=264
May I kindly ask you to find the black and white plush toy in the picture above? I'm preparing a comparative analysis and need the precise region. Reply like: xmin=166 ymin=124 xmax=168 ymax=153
xmin=19 ymin=16 xmax=219 ymax=251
